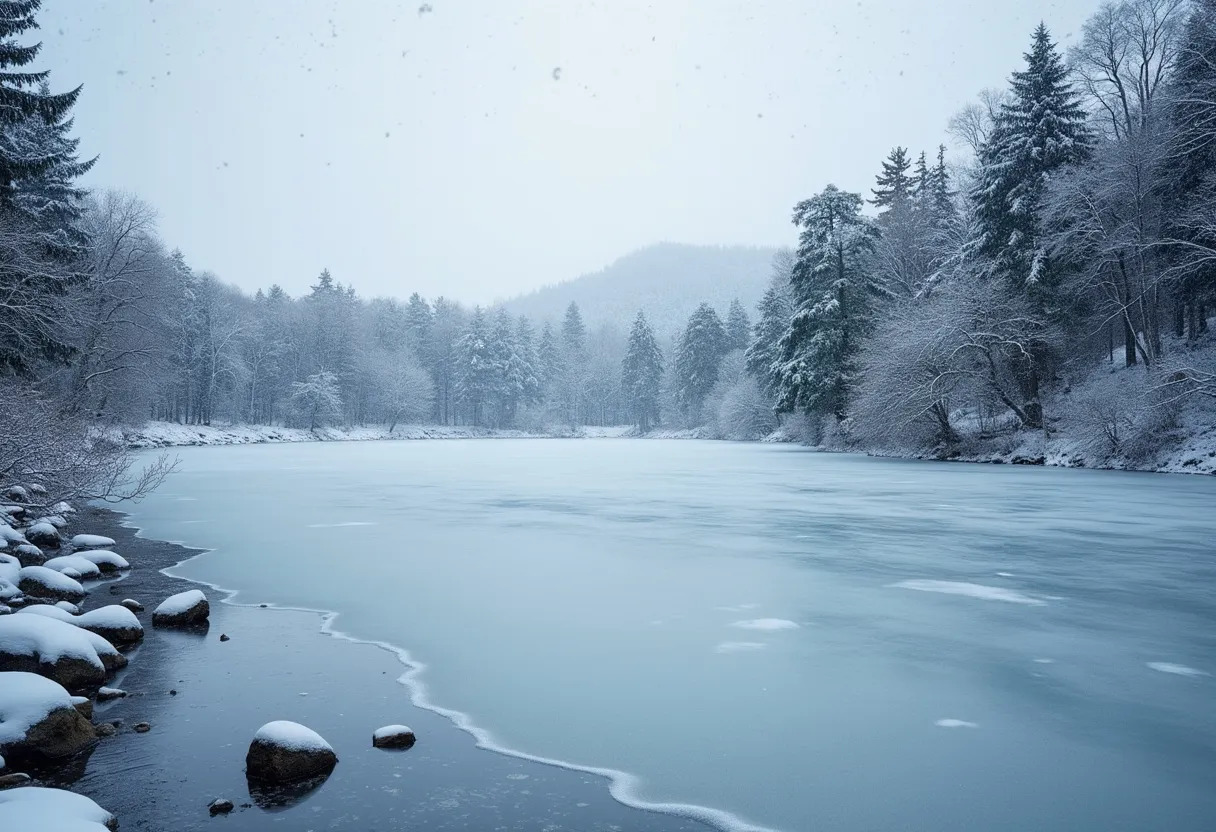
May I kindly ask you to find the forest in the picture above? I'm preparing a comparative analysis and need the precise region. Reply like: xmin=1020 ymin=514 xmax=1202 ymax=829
xmin=3 ymin=0 xmax=1216 ymax=476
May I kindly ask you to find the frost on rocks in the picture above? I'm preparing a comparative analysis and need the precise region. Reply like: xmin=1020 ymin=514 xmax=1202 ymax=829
xmin=43 ymin=555 xmax=103 ymax=580
xmin=52 ymin=502 xmax=75 ymax=516
xmin=17 ymin=604 xmax=144 ymax=645
xmin=246 ymin=720 xmax=338 ymax=784
xmin=0 ymin=786 xmax=117 ymax=831
xmin=152 ymin=589 xmax=209 ymax=626
xmin=0 ymin=671 xmax=96 ymax=759
xmin=71 ymin=534 xmax=116 ymax=551
xmin=0 ymin=614 xmax=125 ymax=691
xmin=17 ymin=565 xmax=86 ymax=603
xmin=75 ymin=550 xmax=129 ymax=574
xmin=36 ymin=515 xmax=67 ymax=529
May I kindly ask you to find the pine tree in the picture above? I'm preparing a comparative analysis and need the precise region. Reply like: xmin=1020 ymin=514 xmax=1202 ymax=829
xmin=929 ymin=144 xmax=955 ymax=224
xmin=0 ymin=1 xmax=84 ymax=204
xmin=558 ymin=301 xmax=587 ymax=424
xmin=774 ymin=185 xmax=878 ymax=420
xmin=621 ymin=310 xmax=664 ymax=431
xmin=725 ymin=298 xmax=751 ymax=351
xmin=536 ymin=321 xmax=562 ymax=397
xmin=746 ymin=270 xmax=795 ymax=396
xmin=490 ymin=307 xmax=530 ymax=427
xmin=514 ymin=315 xmax=541 ymax=408
xmin=972 ymin=23 xmax=1092 ymax=300
xmin=403 ymin=292 xmax=433 ymax=359
xmin=455 ymin=307 xmax=496 ymax=426
xmin=871 ymin=146 xmax=913 ymax=211
xmin=910 ymin=150 xmax=931 ymax=205
xmin=561 ymin=301 xmax=586 ymax=357
xmin=674 ymin=302 xmax=728 ymax=421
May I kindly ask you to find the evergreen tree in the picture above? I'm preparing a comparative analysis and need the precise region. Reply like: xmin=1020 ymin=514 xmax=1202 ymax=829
xmin=536 ymin=321 xmax=562 ymax=397
xmin=746 ymin=268 xmax=795 ymax=396
xmin=558 ymin=301 xmax=587 ymax=424
xmin=621 ymin=310 xmax=664 ymax=431
xmin=0 ymin=1 xmax=83 ymax=204
xmin=774 ymin=185 xmax=878 ymax=419
xmin=871 ymin=146 xmax=913 ymax=211
xmin=561 ymin=301 xmax=586 ymax=357
xmin=725 ymin=298 xmax=751 ymax=351
xmin=972 ymin=23 xmax=1092 ymax=300
xmin=910 ymin=150 xmax=931 ymax=205
xmin=490 ymin=307 xmax=531 ymax=427
xmin=429 ymin=297 xmax=465 ymax=424
xmin=674 ymin=302 xmax=728 ymax=421
xmin=456 ymin=307 xmax=496 ymax=426
xmin=929 ymin=144 xmax=955 ymax=224
xmin=403 ymin=292 xmax=433 ymax=359
xmin=514 ymin=315 xmax=541 ymax=408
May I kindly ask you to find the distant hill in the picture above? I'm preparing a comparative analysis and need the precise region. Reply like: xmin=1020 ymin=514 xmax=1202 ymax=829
xmin=499 ymin=243 xmax=779 ymax=338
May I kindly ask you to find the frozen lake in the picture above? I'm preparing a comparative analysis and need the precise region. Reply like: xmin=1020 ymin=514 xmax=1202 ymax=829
xmin=126 ymin=439 xmax=1216 ymax=832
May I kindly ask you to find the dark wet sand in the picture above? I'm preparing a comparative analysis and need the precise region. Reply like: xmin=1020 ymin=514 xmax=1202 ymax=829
xmin=41 ymin=506 xmax=712 ymax=832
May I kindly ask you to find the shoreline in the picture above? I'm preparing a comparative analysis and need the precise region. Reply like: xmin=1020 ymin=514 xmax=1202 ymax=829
xmin=66 ymin=504 xmax=729 ymax=832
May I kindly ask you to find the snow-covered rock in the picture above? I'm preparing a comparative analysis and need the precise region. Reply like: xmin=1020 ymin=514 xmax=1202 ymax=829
xmin=0 ymin=787 xmax=117 ymax=831
xmin=0 ymin=525 xmax=28 ymax=547
xmin=0 ymin=614 xmax=126 ymax=691
xmin=12 ymin=543 xmax=45 ymax=567
xmin=23 ymin=522 xmax=60 ymax=548
xmin=70 ymin=534 xmax=116 ymax=551
xmin=52 ymin=502 xmax=75 ymax=516
xmin=152 ymin=589 xmax=209 ymax=627
xmin=54 ymin=601 xmax=80 ymax=614
xmin=0 ymin=555 xmax=20 ymax=603
xmin=17 ymin=565 xmax=85 ymax=603
xmin=372 ymin=724 xmax=416 ymax=749
xmin=42 ymin=555 xmax=102 ymax=580
xmin=18 ymin=605 xmax=144 ymax=645
xmin=96 ymin=687 xmax=126 ymax=702
xmin=36 ymin=515 xmax=67 ymax=529
xmin=70 ymin=695 xmax=93 ymax=720
xmin=0 ymin=672 xmax=96 ymax=760
xmin=2 ymin=486 xmax=29 ymax=503
xmin=75 ymin=550 xmax=129 ymax=574
xmin=120 ymin=599 xmax=143 ymax=612
xmin=246 ymin=720 xmax=338 ymax=783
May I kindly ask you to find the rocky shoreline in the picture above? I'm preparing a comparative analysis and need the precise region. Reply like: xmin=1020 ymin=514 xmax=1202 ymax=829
xmin=2 ymin=504 xmax=713 ymax=831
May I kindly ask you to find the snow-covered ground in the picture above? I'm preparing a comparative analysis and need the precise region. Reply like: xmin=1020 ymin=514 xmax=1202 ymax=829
xmin=122 ymin=421 xmax=635 ymax=448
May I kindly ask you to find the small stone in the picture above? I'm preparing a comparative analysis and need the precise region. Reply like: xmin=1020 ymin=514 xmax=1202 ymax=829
xmin=219 ymin=633 xmax=230 ymax=642
xmin=259 ymin=604 xmax=268 ymax=608
xmin=94 ymin=723 xmax=117 ymax=737
xmin=169 ymin=689 xmax=177 ymax=696
xmin=0 ymin=772 xmax=32 ymax=789
xmin=208 ymin=798 xmax=234 ymax=816
xmin=97 ymin=687 xmax=127 ymax=702
xmin=372 ymin=724 xmax=417 ymax=749
xmin=71 ymin=695 xmax=94 ymax=720
xmin=120 ymin=599 xmax=144 ymax=612
xmin=133 ymin=722 xmax=151 ymax=733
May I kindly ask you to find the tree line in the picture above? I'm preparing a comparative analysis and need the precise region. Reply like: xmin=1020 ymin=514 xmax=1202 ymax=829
xmin=744 ymin=1 xmax=1216 ymax=458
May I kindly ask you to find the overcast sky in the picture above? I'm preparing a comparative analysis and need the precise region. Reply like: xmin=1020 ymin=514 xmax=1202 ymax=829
xmin=37 ymin=0 xmax=1099 ymax=305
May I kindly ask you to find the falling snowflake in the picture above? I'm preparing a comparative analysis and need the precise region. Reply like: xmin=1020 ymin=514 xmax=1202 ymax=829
xmin=552 ymin=67 xmax=562 ymax=81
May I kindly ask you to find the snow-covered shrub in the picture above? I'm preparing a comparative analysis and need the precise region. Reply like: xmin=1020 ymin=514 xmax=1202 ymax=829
xmin=704 ymin=351 xmax=778 ymax=440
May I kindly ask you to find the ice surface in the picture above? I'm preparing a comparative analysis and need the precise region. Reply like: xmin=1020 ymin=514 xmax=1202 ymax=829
xmin=0 ymin=670 xmax=75 ymax=745
xmin=71 ymin=534 xmax=116 ymax=550
xmin=254 ymin=719 xmax=333 ymax=751
xmin=730 ymin=618 xmax=799 ymax=630
xmin=0 ymin=786 xmax=115 ymax=832
xmin=889 ymin=579 xmax=1046 ymax=606
xmin=715 ymin=641 xmax=768 ymax=653
xmin=154 ymin=589 xmax=206 ymax=616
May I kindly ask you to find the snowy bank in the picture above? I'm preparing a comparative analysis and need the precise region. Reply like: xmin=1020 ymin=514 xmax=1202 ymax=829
xmin=123 ymin=421 xmax=554 ymax=448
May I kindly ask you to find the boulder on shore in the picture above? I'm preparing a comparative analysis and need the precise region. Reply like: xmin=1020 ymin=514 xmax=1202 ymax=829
xmin=0 ymin=672 xmax=97 ymax=760
xmin=16 ymin=566 xmax=85 ymax=604
xmin=0 ymin=614 xmax=125 ymax=692
xmin=18 ymin=604 xmax=144 ymax=646
xmin=0 ymin=786 xmax=117 ymax=831
xmin=152 ymin=589 xmax=209 ymax=627
xmin=23 ymin=522 xmax=60 ymax=548
xmin=245 ymin=721 xmax=338 ymax=784
xmin=372 ymin=724 xmax=416 ymax=749
xmin=70 ymin=534 xmax=116 ymax=551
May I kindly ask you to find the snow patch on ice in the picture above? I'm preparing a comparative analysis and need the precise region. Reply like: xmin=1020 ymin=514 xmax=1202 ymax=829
xmin=935 ymin=719 xmax=979 ymax=728
xmin=731 ymin=618 xmax=800 ymax=631
xmin=254 ymin=720 xmax=333 ymax=752
xmin=890 ymin=579 xmax=1046 ymax=606
xmin=715 ymin=641 xmax=768 ymax=653
xmin=306 ymin=521 xmax=378 ymax=528
xmin=1147 ymin=662 xmax=1208 ymax=677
